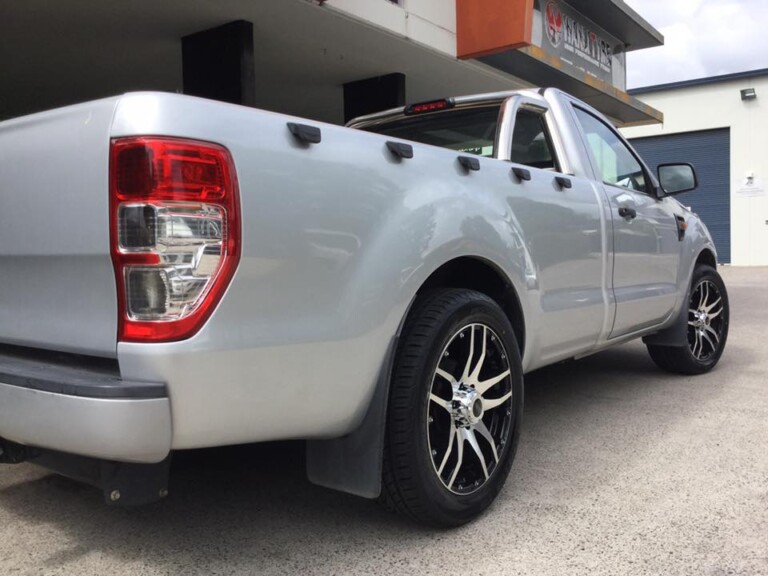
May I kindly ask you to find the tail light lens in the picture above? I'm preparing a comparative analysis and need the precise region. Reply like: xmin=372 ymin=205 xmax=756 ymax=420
xmin=110 ymin=137 xmax=240 ymax=342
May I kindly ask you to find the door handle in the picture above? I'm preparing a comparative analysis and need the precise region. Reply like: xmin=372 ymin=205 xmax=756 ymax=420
xmin=618 ymin=206 xmax=637 ymax=219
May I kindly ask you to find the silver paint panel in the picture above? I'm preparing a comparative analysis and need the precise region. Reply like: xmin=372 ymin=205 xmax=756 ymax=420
xmin=0 ymin=90 xmax=718 ymax=454
xmin=509 ymin=169 xmax=608 ymax=366
xmin=0 ymin=98 xmax=120 ymax=356
xmin=547 ymin=90 xmax=694 ymax=342
xmin=605 ymin=188 xmax=681 ymax=337
xmin=109 ymin=93 xmax=541 ymax=448
xmin=111 ymin=92 xmax=716 ymax=448
xmin=0 ymin=382 xmax=171 ymax=463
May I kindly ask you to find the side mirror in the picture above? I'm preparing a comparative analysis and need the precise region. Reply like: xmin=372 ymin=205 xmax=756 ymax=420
xmin=657 ymin=163 xmax=698 ymax=196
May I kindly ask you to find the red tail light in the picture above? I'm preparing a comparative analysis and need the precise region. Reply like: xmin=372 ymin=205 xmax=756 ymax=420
xmin=110 ymin=137 xmax=240 ymax=342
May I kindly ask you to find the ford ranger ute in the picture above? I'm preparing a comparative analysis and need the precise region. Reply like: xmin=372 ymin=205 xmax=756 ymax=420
xmin=0 ymin=88 xmax=729 ymax=527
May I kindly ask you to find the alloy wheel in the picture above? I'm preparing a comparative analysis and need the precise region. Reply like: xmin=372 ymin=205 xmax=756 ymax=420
xmin=427 ymin=323 xmax=513 ymax=495
xmin=688 ymin=279 xmax=726 ymax=361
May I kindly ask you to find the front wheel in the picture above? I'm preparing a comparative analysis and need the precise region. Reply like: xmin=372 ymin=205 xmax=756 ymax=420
xmin=380 ymin=289 xmax=523 ymax=527
xmin=647 ymin=264 xmax=729 ymax=374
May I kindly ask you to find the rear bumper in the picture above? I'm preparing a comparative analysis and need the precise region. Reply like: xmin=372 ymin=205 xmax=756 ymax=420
xmin=0 ymin=348 xmax=171 ymax=463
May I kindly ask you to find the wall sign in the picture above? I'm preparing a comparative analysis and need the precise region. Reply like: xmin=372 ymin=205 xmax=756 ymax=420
xmin=535 ymin=0 xmax=620 ymax=85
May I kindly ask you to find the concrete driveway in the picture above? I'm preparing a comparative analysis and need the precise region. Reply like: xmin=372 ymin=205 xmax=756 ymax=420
xmin=1 ymin=266 xmax=766 ymax=576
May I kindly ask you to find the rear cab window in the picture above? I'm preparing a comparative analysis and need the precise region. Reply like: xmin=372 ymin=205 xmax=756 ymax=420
xmin=361 ymin=101 xmax=563 ymax=175
xmin=362 ymin=105 xmax=501 ymax=157
xmin=510 ymin=108 xmax=560 ymax=172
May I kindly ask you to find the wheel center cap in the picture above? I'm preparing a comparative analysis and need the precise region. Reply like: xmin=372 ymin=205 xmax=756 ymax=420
xmin=452 ymin=386 xmax=483 ymax=427
xmin=694 ymin=310 xmax=708 ymax=327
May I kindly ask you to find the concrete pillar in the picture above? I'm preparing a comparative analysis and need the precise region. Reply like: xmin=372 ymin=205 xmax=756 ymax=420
xmin=343 ymin=73 xmax=406 ymax=123
xmin=182 ymin=20 xmax=256 ymax=106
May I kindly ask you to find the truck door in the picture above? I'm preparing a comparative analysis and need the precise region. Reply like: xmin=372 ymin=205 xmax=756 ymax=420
xmin=500 ymin=97 xmax=606 ymax=363
xmin=571 ymin=106 xmax=681 ymax=338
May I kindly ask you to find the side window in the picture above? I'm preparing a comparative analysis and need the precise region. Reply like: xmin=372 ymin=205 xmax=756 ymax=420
xmin=573 ymin=107 xmax=647 ymax=193
xmin=510 ymin=108 xmax=560 ymax=171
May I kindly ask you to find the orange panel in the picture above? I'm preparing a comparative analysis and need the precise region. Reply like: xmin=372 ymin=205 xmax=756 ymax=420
xmin=457 ymin=0 xmax=534 ymax=59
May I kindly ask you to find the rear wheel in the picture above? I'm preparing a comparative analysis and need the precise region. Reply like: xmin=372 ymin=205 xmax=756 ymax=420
xmin=647 ymin=264 xmax=729 ymax=374
xmin=380 ymin=289 xmax=523 ymax=527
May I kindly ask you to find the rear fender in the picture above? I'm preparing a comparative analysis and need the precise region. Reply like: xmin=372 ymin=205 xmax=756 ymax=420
xmin=306 ymin=243 xmax=529 ymax=498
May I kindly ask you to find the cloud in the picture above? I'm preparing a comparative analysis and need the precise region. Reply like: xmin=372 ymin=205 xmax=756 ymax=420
xmin=624 ymin=0 xmax=768 ymax=88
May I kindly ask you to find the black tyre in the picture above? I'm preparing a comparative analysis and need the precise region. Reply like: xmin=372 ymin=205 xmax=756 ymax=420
xmin=647 ymin=264 xmax=729 ymax=374
xmin=380 ymin=289 xmax=523 ymax=527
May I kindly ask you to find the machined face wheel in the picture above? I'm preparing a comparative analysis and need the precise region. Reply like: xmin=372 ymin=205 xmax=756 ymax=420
xmin=647 ymin=264 xmax=729 ymax=375
xmin=381 ymin=289 xmax=523 ymax=526
xmin=427 ymin=323 xmax=513 ymax=495
xmin=687 ymin=279 xmax=726 ymax=361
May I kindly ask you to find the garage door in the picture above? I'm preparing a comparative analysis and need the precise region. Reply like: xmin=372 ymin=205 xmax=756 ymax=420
xmin=630 ymin=129 xmax=731 ymax=263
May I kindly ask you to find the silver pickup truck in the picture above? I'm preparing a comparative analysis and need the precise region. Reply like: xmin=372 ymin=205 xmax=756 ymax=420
xmin=0 ymin=88 xmax=729 ymax=527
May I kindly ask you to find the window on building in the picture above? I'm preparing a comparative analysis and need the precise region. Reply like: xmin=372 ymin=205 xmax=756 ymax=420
xmin=573 ymin=107 xmax=647 ymax=193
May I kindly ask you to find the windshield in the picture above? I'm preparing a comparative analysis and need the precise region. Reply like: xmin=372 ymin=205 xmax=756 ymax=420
xmin=362 ymin=105 xmax=501 ymax=157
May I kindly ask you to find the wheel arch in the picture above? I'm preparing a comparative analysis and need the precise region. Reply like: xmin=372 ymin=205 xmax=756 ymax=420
xmin=643 ymin=246 xmax=718 ymax=348
xmin=416 ymin=256 xmax=526 ymax=357
xmin=306 ymin=255 xmax=529 ymax=501
xmin=695 ymin=247 xmax=717 ymax=269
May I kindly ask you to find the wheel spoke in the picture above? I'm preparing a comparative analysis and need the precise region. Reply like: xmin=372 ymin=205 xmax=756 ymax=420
xmin=460 ymin=326 xmax=476 ymax=382
xmin=435 ymin=367 xmax=457 ymax=386
xmin=465 ymin=429 xmax=489 ymax=480
xmin=467 ymin=326 xmax=487 ymax=383
xmin=447 ymin=431 xmax=465 ymax=489
xmin=708 ymin=306 xmax=723 ymax=320
xmin=691 ymin=328 xmax=699 ymax=358
xmin=692 ymin=331 xmax=702 ymax=358
xmin=704 ymin=297 xmax=722 ymax=313
xmin=474 ymin=420 xmax=499 ymax=463
xmin=476 ymin=369 xmax=511 ymax=395
xmin=698 ymin=282 xmax=708 ymax=309
xmin=701 ymin=330 xmax=717 ymax=353
xmin=430 ymin=393 xmax=452 ymax=413
xmin=482 ymin=391 xmax=512 ymax=411
xmin=704 ymin=324 xmax=720 ymax=344
xmin=437 ymin=424 xmax=457 ymax=475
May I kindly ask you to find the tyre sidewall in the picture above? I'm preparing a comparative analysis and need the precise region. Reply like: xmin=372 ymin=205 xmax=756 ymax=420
xmin=685 ymin=265 xmax=730 ymax=371
xmin=393 ymin=293 xmax=523 ymax=526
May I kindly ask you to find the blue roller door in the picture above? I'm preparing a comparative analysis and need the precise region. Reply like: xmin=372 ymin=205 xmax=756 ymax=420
xmin=630 ymin=129 xmax=731 ymax=263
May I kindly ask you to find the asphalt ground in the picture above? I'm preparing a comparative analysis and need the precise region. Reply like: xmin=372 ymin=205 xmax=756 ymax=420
xmin=1 ymin=266 xmax=766 ymax=576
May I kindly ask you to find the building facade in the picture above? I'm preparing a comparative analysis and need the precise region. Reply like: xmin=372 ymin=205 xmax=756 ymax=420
xmin=2 ymin=0 xmax=662 ymax=126
xmin=622 ymin=69 xmax=768 ymax=266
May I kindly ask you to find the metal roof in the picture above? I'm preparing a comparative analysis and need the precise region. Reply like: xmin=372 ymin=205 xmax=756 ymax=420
xmin=630 ymin=68 xmax=768 ymax=95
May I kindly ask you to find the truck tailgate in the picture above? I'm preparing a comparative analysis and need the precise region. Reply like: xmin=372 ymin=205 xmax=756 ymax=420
xmin=0 ymin=97 xmax=119 ymax=357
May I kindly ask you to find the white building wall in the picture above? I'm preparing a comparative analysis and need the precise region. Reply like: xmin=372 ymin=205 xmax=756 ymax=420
xmin=323 ymin=0 xmax=457 ymax=56
xmin=622 ymin=75 xmax=768 ymax=266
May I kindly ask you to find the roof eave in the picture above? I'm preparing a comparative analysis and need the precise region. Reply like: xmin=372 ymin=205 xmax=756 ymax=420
xmin=565 ymin=0 xmax=663 ymax=51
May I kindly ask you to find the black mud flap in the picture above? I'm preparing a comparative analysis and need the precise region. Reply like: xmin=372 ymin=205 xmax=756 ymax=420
xmin=0 ymin=438 xmax=30 ymax=464
xmin=643 ymin=287 xmax=690 ymax=347
xmin=0 ymin=439 xmax=172 ymax=507
xmin=305 ymin=337 xmax=398 ymax=499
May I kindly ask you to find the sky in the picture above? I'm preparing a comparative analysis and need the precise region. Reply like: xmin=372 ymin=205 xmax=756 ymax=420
xmin=623 ymin=0 xmax=768 ymax=89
